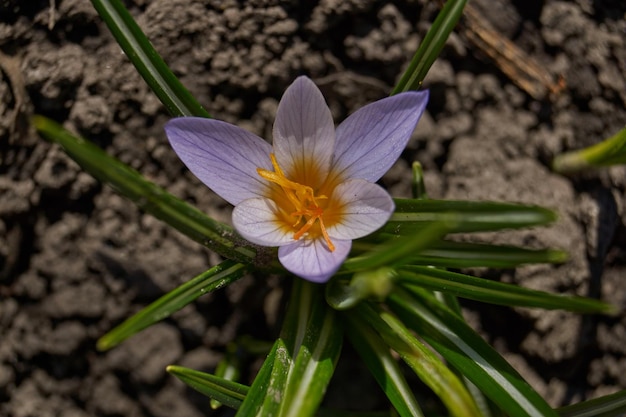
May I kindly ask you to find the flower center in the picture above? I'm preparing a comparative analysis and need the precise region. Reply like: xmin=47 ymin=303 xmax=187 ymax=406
xmin=257 ymin=153 xmax=335 ymax=251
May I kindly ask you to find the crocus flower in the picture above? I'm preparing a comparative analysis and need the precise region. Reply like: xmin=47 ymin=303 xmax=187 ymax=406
xmin=165 ymin=76 xmax=428 ymax=283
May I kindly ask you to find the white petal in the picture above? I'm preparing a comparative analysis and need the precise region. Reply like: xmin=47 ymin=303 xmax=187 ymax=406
xmin=278 ymin=238 xmax=352 ymax=283
xmin=232 ymin=198 xmax=294 ymax=247
xmin=332 ymin=90 xmax=429 ymax=182
xmin=272 ymin=77 xmax=335 ymax=188
xmin=326 ymin=179 xmax=394 ymax=240
xmin=165 ymin=117 xmax=273 ymax=206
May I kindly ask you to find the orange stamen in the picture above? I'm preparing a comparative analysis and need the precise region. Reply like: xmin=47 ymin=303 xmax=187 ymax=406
xmin=257 ymin=154 xmax=335 ymax=251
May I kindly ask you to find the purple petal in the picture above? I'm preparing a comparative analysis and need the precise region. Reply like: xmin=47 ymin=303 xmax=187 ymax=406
xmin=165 ymin=117 xmax=273 ymax=206
xmin=232 ymin=198 xmax=293 ymax=246
xmin=326 ymin=179 xmax=394 ymax=240
xmin=331 ymin=90 xmax=429 ymax=182
xmin=278 ymin=238 xmax=352 ymax=283
xmin=272 ymin=76 xmax=335 ymax=188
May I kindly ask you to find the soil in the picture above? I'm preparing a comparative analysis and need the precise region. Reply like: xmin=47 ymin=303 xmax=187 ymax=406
xmin=1 ymin=0 xmax=626 ymax=416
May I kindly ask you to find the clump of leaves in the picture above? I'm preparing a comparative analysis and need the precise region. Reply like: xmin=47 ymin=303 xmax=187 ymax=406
xmin=33 ymin=0 xmax=625 ymax=416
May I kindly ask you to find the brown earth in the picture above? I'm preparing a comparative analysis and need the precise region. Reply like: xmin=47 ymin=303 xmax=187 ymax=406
xmin=1 ymin=0 xmax=626 ymax=416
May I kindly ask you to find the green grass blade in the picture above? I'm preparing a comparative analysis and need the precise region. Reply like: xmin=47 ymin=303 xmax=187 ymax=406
xmin=97 ymin=260 xmax=247 ymax=350
xmin=235 ymin=338 xmax=284 ymax=417
xmin=258 ymin=338 xmax=292 ymax=416
xmin=553 ymin=126 xmax=626 ymax=173
xmin=557 ymin=389 xmax=626 ymax=417
xmin=397 ymin=266 xmax=616 ymax=314
xmin=90 ymin=0 xmax=209 ymax=117
xmin=343 ymin=313 xmax=425 ymax=417
xmin=382 ymin=199 xmax=557 ymax=235
xmin=209 ymin=341 xmax=245 ymax=409
xmin=344 ymin=220 xmax=456 ymax=272
xmin=354 ymin=304 xmax=483 ymax=417
xmin=277 ymin=280 xmax=343 ymax=417
xmin=434 ymin=288 xmax=495 ymax=417
xmin=388 ymin=287 xmax=558 ymax=417
xmin=240 ymin=280 xmax=342 ymax=417
xmin=392 ymin=0 xmax=467 ymax=94
xmin=407 ymin=241 xmax=566 ymax=268
xmin=411 ymin=162 xmax=428 ymax=199
xmin=33 ymin=115 xmax=263 ymax=264
xmin=166 ymin=365 xmax=249 ymax=409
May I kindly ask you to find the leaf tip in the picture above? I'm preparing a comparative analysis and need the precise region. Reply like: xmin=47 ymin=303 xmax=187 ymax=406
xmin=96 ymin=336 xmax=114 ymax=352
xmin=549 ymin=250 xmax=568 ymax=264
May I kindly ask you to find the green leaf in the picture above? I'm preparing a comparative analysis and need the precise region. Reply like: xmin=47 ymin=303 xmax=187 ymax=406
xmin=258 ymin=338 xmax=292 ymax=416
xmin=354 ymin=304 xmax=483 ymax=417
xmin=209 ymin=340 xmax=244 ymax=409
xmin=397 ymin=266 xmax=616 ymax=314
xmin=553 ymin=126 xmax=626 ymax=173
xmin=33 ymin=115 xmax=264 ymax=265
xmin=557 ymin=389 xmax=626 ymax=417
xmin=90 ymin=0 xmax=210 ymax=117
xmin=236 ymin=338 xmax=286 ymax=417
xmin=344 ymin=220 xmax=456 ymax=272
xmin=392 ymin=0 xmax=467 ymax=94
xmin=343 ymin=312 xmax=425 ymax=417
xmin=382 ymin=199 xmax=557 ymax=235
xmin=434 ymin=289 xmax=495 ymax=417
xmin=388 ymin=287 xmax=559 ymax=417
xmin=97 ymin=260 xmax=247 ymax=350
xmin=240 ymin=280 xmax=343 ymax=417
xmin=411 ymin=162 xmax=428 ymax=199
xmin=166 ymin=365 xmax=249 ymax=409
xmin=406 ymin=241 xmax=567 ymax=269
xmin=277 ymin=280 xmax=343 ymax=417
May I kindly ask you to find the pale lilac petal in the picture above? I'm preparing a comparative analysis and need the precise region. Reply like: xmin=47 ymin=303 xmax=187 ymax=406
xmin=165 ymin=117 xmax=273 ymax=206
xmin=232 ymin=198 xmax=293 ymax=246
xmin=278 ymin=238 xmax=352 ymax=283
xmin=332 ymin=90 xmax=429 ymax=182
xmin=326 ymin=179 xmax=394 ymax=240
xmin=273 ymin=76 xmax=335 ymax=188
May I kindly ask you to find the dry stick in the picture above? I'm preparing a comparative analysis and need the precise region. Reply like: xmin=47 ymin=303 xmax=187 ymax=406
xmin=462 ymin=4 xmax=565 ymax=101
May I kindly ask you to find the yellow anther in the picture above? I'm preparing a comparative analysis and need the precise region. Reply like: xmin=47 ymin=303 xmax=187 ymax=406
xmin=257 ymin=153 xmax=335 ymax=251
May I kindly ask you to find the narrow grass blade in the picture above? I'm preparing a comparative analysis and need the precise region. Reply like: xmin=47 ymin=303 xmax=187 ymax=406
xmin=239 ymin=280 xmax=342 ymax=417
xmin=382 ymin=199 xmax=557 ymax=235
xmin=397 ymin=266 xmax=616 ymax=314
xmin=557 ymin=389 xmax=626 ymax=417
xmin=235 ymin=338 xmax=285 ymax=417
xmin=258 ymin=338 xmax=292 ymax=416
xmin=97 ymin=260 xmax=247 ymax=350
xmin=411 ymin=162 xmax=428 ymax=199
xmin=209 ymin=341 xmax=244 ymax=409
xmin=355 ymin=304 xmax=482 ymax=417
xmin=388 ymin=287 xmax=558 ymax=417
xmin=90 ymin=0 xmax=210 ymax=117
xmin=33 ymin=115 xmax=263 ymax=264
xmin=434 ymin=286 xmax=495 ymax=417
xmin=392 ymin=0 xmax=467 ymax=94
xmin=435 ymin=282 xmax=495 ymax=417
xmin=277 ymin=280 xmax=343 ymax=417
xmin=343 ymin=312 xmax=425 ymax=417
xmin=553 ymin=126 xmax=626 ymax=173
xmin=408 ymin=241 xmax=566 ymax=269
xmin=166 ymin=365 xmax=249 ymax=409
xmin=344 ymin=220 xmax=456 ymax=272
